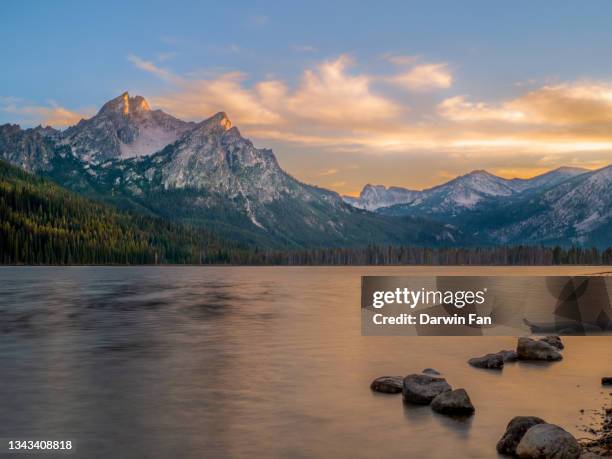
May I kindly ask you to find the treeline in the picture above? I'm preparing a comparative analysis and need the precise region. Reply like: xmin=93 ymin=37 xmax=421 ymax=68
xmin=0 ymin=161 xmax=248 ymax=264
xmin=243 ymin=245 xmax=612 ymax=266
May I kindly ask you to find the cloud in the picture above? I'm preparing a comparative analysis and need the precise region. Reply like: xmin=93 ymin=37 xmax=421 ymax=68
xmin=127 ymin=55 xmax=182 ymax=84
xmin=438 ymin=96 xmax=526 ymax=122
xmin=284 ymin=55 xmax=402 ymax=127
xmin=510 ymin=82 xmax=612 ymax=125
xmin=319 ymin=168 xmax=339 ymax=176
xmin=1 ymin=99 xmax=92 ymax=127
xmin=381 ymin=53 xmax=419 ymax=66
xmin=391 ymin=63 xmax=453 ymax=91
xmin=128 ymin=53 xmax=612 ymax=172
xmin=152 ymin=72 xmax=282 ymax=126
xmin=439 ymin=82 xmax=612 ymax=126
xmin=139 ymin=54 xmax=403 ymax=133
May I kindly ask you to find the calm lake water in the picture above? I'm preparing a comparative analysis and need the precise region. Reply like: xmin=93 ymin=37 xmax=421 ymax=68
xmin=0 ymin=266 xmax=610 ymax=458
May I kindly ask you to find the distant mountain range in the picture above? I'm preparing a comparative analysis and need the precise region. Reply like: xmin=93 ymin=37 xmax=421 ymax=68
xmin=0 ymin=92 xmax=610 ymax=249
xmin=344 ymin=167 xmax=588 ymax=211
xmin=345 ymin=166 xmax=612 ymax=247
xmin=0 ymin=93 xmax=457 ymax=249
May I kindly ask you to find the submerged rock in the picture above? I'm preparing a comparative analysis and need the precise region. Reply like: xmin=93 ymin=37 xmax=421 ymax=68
xmin=540 ymin=335 xmax=564 ymax=350
xmin=402 ymin=373 xmax=452 ymax=405
xmin=430 ymin=388 xmax=475 ymax=415
xmin=517 ymin=337 xmax=563 ymax=361
xmin=370 ymin=376 xmax=403 ymax=394
xmin=496 ymin=416 xmax=546 ymax=456
xmin=469 ymin=353 xmax=505 ymax=370
xmin=516 ymin=423 xmax=581 ymax=458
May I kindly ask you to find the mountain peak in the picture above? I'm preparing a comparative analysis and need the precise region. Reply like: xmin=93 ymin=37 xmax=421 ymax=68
xmin=211 ymin=111 xmax=232 ymax=130
xmin=99 ymin=92 xmax=151 ymax=116
xmin=193 ymin=111 xmax=233 ymax=135
xmin=467 ymin=169 xmax=495 ymax=177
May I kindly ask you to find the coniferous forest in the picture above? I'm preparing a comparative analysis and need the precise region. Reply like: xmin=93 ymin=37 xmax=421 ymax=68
xmin=1 ymin=160 xmax=611 ymax=266
xmin=0 ymin=160 xmax=248 ymax=264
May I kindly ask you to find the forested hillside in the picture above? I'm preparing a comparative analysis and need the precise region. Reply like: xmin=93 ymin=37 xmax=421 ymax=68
xmin=0 ymin=160 xmax=245 ymax=264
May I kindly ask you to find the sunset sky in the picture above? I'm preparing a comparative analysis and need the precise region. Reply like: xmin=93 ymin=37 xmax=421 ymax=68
xmin=3 ymin=1 xmax=612 ymax=194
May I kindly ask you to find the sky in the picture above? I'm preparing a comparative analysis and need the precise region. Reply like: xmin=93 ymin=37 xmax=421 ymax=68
xmin=3 ymin=1 xmax=612 ymax=195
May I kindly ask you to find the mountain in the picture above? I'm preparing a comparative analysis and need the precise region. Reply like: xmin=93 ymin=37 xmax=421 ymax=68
xmin=60 ymin=92 xmax=196 ymax=162
xmin=373 ymin=166 xmax=610 ymax=247
xmin=343 ymin=184 xmax=421 ymax=210
xmin=376 ymin=167 xmax=588 ymax=218
xmin=0 ymin=91 xmax=606 ymax=249
xmin=0 ymin=124 xmax=60 ymax=172
xmin=0 ymin=159 xmax=244 ymax=264
xmin=348 ymin=167 xmax=588 ymax=215
xmin=490 ymin=165 xmax=612 ymax=247
xmin=0 ymin=93 xmax=460 ymax=249
xmin=508 ymin=166 xmax=589 ymax=192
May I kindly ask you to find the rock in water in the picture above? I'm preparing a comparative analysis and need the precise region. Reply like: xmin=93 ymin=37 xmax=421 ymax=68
xmin=402 ymin=374 xmax=452 ymax=405
xmin=516 ymin=423 xmax=581 ymax=459
xmin=498 ymin=349 xmax=519 ymax=362
xmin=422 ymin=368 xmax=441 ymax=375
xmin=430 ymin=389 xmax=475 ymax=415
xmin=496 ymin=416 xmax=546 ymax=455
xmin=517 ymin=337 xmax=563 ymax=361
xmin=469 ymin=353 xmax=505 ymax=369
xmin=602 ymin=377 xmax=612 ymax=386
xmin=540 ymin=335 xmax=564 ymax=350
xmin=370 ymin=376 xmax=403 ymax=394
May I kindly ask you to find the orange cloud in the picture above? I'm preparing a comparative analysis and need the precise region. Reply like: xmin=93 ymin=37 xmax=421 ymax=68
xmin=145 ymin=55 xmax=403 ymax=132
xmin=2 ymin=100 xmax=91 ymax=127
xmin=128 ymin=54 xmax=612 ymax=170
xmin=391 ymin=64 xmax=453 ymax=91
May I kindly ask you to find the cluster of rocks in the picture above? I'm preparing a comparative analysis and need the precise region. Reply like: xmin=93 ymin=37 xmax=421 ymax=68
xmin=370 ymin=336 xmax=610 ymax=457
xmin=468 ymin=336 xmax=564 ymax=370
xmin=496 ymin=416 xmax=582 ymax=458
xmin=371 ymin=369 xmax=475 ymax=416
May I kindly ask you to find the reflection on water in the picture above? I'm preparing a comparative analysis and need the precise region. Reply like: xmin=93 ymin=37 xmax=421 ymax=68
xmin=0 ymin=266 xmax=610 ymax=458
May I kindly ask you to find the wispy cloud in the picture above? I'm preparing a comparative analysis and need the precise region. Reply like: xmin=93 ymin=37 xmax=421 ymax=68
xmin=127 ymin=55 xmax=182 ymax=84
xmin=390 ymin=63 xmax=453 ymax=91
xmin=1 ymin=97 xmax=93 ymax=127
xmin=319 ymin=168 xmax=339 ymax=176
xmin=381 ymin=53 xmax=420 ymax=66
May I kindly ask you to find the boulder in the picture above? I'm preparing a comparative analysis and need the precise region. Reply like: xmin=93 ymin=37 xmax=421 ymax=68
xmin=498 ymin=349 xmax=519 ymax=362
xmin=517 ymin=337 xmax=563 ymax=361
xmin=602 ymin=377 xmax=612 ymax=386
xmin=540 ymin=335 xmax=564 ymax=350
xmin=402 ymin=373 xmax=452 ymax=405
xmin=496 ymin=416 xmax=546 ymax=455
xmin=430 ymin=388 xmax=475 ymax=415
xmin=469 ymin=353 xmax=505 ymax=369
xmin=516 ymin=423 xmax=581 ymax=459
xmin=422 ymin=368 xmax=441 ymax=375
xmin=370 ymin=376 xmax=403 ymax=394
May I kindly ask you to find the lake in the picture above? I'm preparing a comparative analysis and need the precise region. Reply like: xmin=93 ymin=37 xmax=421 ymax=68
xmin=0 ymin=266 xmax=610 ymax=458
